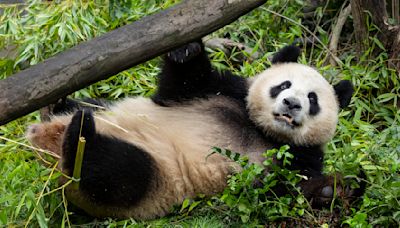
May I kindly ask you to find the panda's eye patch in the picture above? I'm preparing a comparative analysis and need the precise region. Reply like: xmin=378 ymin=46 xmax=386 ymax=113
xmin=270 ymin=81 xmax=291 ymax=98
xmin=308 ymin=92 xmax=317 ymax=103
xmin=308 ymin=92 xmax=320 ymax=115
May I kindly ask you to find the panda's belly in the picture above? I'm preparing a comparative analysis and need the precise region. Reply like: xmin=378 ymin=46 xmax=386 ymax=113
xmin=90 ymin=97 xmax=260 ymax=218
xmin=96 ymin=96 xmax=269 ymax=158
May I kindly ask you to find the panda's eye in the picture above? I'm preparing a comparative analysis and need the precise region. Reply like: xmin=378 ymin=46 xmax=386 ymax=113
xmin=308 ymin=92 xmax=320 ymax=115
xmin=308 ymin=92 xmax=317 ymax=103
xmin=270 ymin=80 xmax=291 ymax=98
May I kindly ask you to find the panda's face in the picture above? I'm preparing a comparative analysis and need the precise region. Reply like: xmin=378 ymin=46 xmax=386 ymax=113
xmin=247 ymin=63 xmax=340 ymax=146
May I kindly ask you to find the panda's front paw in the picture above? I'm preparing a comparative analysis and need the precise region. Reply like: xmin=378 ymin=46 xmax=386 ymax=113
xmin=300 ymin=173 xmax=365 ymax=208
xmin=167 ymin=42 xmax=202 ymax=64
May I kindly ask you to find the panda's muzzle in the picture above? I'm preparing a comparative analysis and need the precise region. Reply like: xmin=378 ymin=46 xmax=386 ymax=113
xmin=273 ymin=96 xmax=302 ymax=127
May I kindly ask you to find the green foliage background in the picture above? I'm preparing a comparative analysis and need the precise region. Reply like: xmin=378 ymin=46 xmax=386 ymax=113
xmin=0 ymin=0 xmax=399 ymax=227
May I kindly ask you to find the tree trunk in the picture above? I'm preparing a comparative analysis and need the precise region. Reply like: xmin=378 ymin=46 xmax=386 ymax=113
xmin=350 ymin=0 xmax=400 ymax=71
xmin=350 ymin=0 xmax=368 ymax=54
xmin=0 ymin=0 xmax=266 ymax=126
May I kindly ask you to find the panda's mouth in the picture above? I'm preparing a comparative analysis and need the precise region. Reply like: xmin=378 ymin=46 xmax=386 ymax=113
xmin=273 ymin=113 xmax=301 ymax=127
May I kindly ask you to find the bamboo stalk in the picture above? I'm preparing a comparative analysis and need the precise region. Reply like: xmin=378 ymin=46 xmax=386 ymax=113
xmin=71 ymin=110 xmax=87 ymax=190
xmin=71 ymin=137 xmax=86 ymax=190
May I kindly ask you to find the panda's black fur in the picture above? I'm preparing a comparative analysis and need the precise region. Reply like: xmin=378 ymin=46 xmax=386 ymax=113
xmin=27 ymin=41 xmax=362 ymax=219
xmin=62 ymin=110 xmax=157 ymax=209
xmin=152 ymin=41 xmax=248 ymax=105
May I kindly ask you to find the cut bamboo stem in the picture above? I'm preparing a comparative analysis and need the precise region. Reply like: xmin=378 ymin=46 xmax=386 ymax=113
xmin=71 ymin=137 xmax=86 ymax=190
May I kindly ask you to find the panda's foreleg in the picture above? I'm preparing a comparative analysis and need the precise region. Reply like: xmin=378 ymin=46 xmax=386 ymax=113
xmin=298 ymin=172 xmax=366 ymax=208
xmin=270 ymin=147 xmax=365 ymax=208
xmin=61 ymin=110 xmax=158 ymax=215
xmin=152 ymin=40 xmax=248 ymax=105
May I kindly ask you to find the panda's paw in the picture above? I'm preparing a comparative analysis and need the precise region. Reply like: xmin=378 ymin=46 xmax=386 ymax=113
xmin=167 ymin=42 xmax=202 ymax=64
xmin=62 ymin=110 xmax=96 ymax=155
xmin=40 ymin=98 xmax=108 ymax=122
xmin=26 ymin=121 xmax=66 ymax=155
xmin=40 ymin=97 xmax=88 ymax=121
xmin=39 ymin=97 xmax=68 ymax=121
xmin=300 ymin=173 xmax=366 ymax=208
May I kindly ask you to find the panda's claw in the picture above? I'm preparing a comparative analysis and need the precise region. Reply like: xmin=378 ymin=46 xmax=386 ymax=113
xmin=167 ymin=42 xmax=203 ymax=64
xmin=321 ymin=185 xmax=333 ymax=197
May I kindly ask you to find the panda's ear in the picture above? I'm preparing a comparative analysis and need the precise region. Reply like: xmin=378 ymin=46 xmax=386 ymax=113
xmin=272 ymin=45 xmax=301 ymax=64
xmin=334 ymin=80 xmax=354 ymax=109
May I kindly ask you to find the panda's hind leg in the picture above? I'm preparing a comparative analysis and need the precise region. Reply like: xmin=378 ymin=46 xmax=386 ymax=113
xmin=62 ymin=110 xmax=157 ymax=210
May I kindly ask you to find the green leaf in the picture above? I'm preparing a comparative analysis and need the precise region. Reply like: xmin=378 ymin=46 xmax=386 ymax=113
xmin=0 ymin=210 xmax=7 ymax=225
xmin=372 ymin=36 xmax=386 ymax=51
xmin=179 ymin=198 xmax=190 ymax=212
xmin=188 ymin=200 xmax=201 ymax=212
xmin=240 ymin=214 xmax=249 ymax=223
xmin=35 ymin=203 xmax=48 ymax=228
xmin=297 ymin=208 xmax=304 ymax=216
xmin=14 ymin=193 xmax=26 ymax=218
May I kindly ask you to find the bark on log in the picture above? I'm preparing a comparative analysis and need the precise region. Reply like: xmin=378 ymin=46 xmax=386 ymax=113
xmin=0 ymin=0 xmax=266 ymax=125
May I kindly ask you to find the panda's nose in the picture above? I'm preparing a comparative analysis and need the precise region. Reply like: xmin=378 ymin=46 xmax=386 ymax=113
xmin=283 ymin=97 xmax=302 ymax=110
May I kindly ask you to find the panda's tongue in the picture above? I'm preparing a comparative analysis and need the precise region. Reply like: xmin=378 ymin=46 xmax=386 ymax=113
xmin=275 ymin=113 xmax=294 ymax=125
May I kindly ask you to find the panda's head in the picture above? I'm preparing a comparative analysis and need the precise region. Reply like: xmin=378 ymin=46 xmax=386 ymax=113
xmin=247 ymin=46 xmax=353 ymax=146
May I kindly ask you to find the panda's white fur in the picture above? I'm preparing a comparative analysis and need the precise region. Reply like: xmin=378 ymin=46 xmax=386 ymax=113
xmin=247 ymin=62 xmax=339 ymax=146
xmin=26 ymin=43 xmax=355 ymax=219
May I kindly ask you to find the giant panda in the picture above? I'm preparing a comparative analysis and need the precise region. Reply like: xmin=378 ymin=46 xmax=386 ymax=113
xmin=26 ymin=41 xmax=360 ymax=219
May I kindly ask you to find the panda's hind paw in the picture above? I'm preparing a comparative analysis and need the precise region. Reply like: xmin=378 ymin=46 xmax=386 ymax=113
xmin=167 ymin=42 xmax=203 ymax=64
xmin=26 ymin=121 xmax=66 ymax=156
xmin=64 ymin=110 xmax=96 ymax=144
